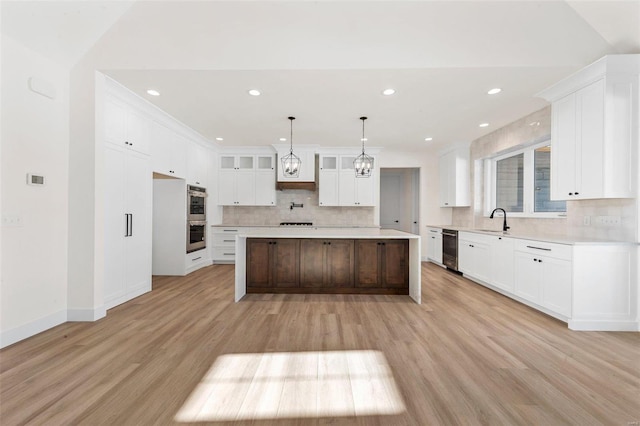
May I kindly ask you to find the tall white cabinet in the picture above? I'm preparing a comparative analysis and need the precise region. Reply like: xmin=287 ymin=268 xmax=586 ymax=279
xmin=537 ymin=55 xmax=639 ymax=200
xmin=104 ymin=140 xmax=152 ymax=310
xmin=439 ymin=146 xmax=470 ymax=207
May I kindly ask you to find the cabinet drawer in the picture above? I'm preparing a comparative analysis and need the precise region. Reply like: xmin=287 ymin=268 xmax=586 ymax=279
xmin=186 ymin=250 xmax=207 ymax=263
xmin=459 ymin=231 xmax=493 ymax=245
xmin=514 ymin=239 xmax=572 ymax=261
xmin=212 ymin=233 xmax=238 ymax=246
xmin=212 ymin=247 xmax=236 ymax=261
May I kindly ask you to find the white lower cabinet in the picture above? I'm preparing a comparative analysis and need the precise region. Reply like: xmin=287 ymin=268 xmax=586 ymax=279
xmin=490 ymin=236 xmax=515 ymax=292
xmin=514 ymin=243 xmax=572 ymax=318
xmin=458 ymin=232 xmax=491 ymax=283
xmin=426 ymin=227 xmax=443 ymax=265
xmin=104 ymin=145 xmax=152 ymax=309
xmin=211 ymin=227 xmax=240 ymax=263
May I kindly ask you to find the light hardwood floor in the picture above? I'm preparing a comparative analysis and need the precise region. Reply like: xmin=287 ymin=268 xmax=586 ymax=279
xmin=1 ymin=262 xmax=639 ymax=425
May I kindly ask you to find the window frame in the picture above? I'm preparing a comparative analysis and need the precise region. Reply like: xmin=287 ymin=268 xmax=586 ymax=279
xmin=483 ymin=139 xmax=566 ymax=219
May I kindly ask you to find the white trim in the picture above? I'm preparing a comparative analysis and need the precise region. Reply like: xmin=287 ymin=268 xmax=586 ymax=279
xmin=104 ymin=284 xmax=151 ymax=310
xmin=568 ymin=319 xmax=639 ymax=332
xmin=0 ymin=310 xmax=67 ymax=349
xmin=186 ymin=259 xmax=212 ymax=275
xmin=67 ymin=306 xmax=107 ymax=322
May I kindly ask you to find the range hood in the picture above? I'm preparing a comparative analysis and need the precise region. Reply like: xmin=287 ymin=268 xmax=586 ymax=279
xmin=276 ymin=181 xmax=316 ymax=191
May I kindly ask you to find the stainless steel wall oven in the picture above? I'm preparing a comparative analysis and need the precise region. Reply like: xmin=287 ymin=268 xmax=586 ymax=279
xmin=187 ymin=221 xmax=207 ymax=253
xmin=188 ymin=185 xmax=207 ymax=221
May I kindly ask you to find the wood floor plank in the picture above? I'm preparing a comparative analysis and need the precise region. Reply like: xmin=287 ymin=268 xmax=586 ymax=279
xmin=1 ymin=262 xmax=639 ymax=425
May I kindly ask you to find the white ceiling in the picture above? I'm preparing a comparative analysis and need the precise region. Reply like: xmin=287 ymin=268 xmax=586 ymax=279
xmin=2 ymin=1 xmax=640 ymax=152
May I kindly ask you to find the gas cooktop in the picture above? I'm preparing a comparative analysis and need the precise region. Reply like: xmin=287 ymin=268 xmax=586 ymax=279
xmin=279 ymin=222 xmax=314 ymax=226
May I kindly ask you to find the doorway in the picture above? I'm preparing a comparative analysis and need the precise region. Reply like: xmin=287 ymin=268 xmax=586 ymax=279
xmin=380 ymin=168 xmax=420 ymax=233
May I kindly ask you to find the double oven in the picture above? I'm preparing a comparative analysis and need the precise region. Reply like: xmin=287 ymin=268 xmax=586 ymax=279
xmin=187 ymin=185 xmax=207 ymax=253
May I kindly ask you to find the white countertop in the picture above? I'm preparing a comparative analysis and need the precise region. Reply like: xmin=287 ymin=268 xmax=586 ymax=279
xmin=236 ymin=227 xmax=420 ymax=239
xmin=212 ymin=224 xmax=381 ymax=229
xmin=426 ymin=225 xmax=637 ymax=246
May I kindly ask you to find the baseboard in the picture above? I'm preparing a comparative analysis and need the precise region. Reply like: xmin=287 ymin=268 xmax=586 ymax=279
xmin=67 ymin=306 xmax=107 ymax=322
xmin=0 ymin=309 xmax=67 ymax=349
xmin=568 ymin=319 xmax=640 ymax=332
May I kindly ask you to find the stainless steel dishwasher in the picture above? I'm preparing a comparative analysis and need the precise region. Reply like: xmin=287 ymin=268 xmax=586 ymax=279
xmin=442 ymin=229 xmax=459 ymax=272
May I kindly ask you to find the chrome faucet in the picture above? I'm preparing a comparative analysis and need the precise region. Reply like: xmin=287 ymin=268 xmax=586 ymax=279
xmin=490 ymin=208 xmax=510 ymax=232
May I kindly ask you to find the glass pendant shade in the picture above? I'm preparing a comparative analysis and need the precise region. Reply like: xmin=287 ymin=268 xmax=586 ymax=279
xmin=353 ymin=116 xmax=374 ymax=178
xmin=281 ymin=116 xmax=301 ymax=178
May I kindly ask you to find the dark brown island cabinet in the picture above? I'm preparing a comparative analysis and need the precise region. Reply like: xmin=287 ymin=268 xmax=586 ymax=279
xmin=246 ymin=238 xmax=409 ymax=295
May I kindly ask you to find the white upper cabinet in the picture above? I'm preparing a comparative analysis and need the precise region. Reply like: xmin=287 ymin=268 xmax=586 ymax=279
xmin=187 ymin=142 xmax=210 ymax=187
xmin=537 ymin=55 xmax=639 ymax=200
xmin=336 ymin=155 xmax=376 ymax=206
xmin=439 ymin=146 xmax=470 ymax=207
xmin=318 ymin=155 xmax=339 ymax=206
xmin=150 ymin=121 xmax=187 ymax=179
xmin=104 ymin=97 xmax=151 ymax=155
xmin=218 ymin=154 xmax=276 ymax=206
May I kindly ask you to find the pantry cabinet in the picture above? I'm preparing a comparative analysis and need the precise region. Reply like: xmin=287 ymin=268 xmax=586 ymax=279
xmin=439 ymin=147 xmax=470 ymax=207
xmin=538 ymin=55 xmax=639 ymax=200
xmin=104 ymin=145 xmax=152 ymax=309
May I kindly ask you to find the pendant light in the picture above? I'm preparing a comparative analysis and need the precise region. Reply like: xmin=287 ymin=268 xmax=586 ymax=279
xmin=353 ymin=116 xmax=374 ymax=178
xmin=281 ymin=116 xmax=301 ymax=178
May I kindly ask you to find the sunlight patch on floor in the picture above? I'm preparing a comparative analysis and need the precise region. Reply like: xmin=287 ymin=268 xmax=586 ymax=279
xmin=174 ymin=350 xmax=405 ymax=422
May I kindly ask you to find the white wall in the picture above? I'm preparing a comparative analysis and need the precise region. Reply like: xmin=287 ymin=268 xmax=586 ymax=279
xmin=0 ymin=36 xmax=70 ymax=347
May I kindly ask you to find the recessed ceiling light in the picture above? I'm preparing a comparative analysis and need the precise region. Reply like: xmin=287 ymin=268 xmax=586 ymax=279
xmin=248 ymin=89 xmax=261 ymax=96
xmin=529 ymin=121 xmax=541 ymax=126
xmin=279 ymin=138 xmax=287 ymax=141
xmin=361 ymin=138 xmax=368 ymax=142
xmin=382 ymin=88 xmax=395 ymax=96
xmin=424 ymin=137 xmax=433 ymax=141
xmin=146 ymin=89 xmax=160 ymax=96
xmin=487 ymin=88 xmax=502 ymax=95
xmin=479 ymin=123 xmax=490 ymax=128
xmin=216 ymin=137 xmax=224 ymax=141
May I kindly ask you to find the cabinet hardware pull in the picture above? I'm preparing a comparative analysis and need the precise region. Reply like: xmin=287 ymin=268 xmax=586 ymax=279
xmin=130 ymin=214 xmax=133 ymax=236
xmin=469 ymin=244 xmax=474 ymax=247
xmin=538 ymin=259 xmax=542 ymax=263
xmin=526 ymin=245 xmax=551 ymax=251
xmin=498 ymin=237 xmax=502 ymax=240
xmin=223 ymin=239 xmax=234 ymax=242
xmin=575 ymin=192 xmax=579 ymax=195
xmin=192 ymin=257 xmax=202 ymax=261
xmin=223 ymin=253 xmax=234 ymax=255
xmin=223 ymin=230 xmax=238 ymax=232
xmin=533 ymin=258 xmax=537 ymax=262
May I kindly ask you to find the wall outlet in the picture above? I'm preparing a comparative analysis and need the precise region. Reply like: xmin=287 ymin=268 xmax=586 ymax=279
xmin=583 ymin=216 xmax=591 ymax=226
xmin=1 ymin=215 xmax=23 ymax=227
xmin=594 ymin=215 xmax=621 ymax=226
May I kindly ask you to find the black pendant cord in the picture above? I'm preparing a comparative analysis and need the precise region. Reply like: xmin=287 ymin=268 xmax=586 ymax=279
xmin=360 ymin=116 xmax=367 ymax=154
xmin=288 ymin=116 xmax=295 ymax=154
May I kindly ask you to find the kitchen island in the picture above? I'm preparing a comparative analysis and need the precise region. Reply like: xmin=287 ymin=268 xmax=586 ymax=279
xmin=235 ymin=228 xmax=421 ymax=303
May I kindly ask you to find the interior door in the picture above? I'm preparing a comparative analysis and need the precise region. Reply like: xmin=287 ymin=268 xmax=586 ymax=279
xmin=380 ymin=172 xmax=403 ymax=230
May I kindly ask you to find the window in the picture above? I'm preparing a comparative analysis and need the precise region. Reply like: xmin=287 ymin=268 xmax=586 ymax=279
xmin=485 ymin=140 xmax=566 ymax=217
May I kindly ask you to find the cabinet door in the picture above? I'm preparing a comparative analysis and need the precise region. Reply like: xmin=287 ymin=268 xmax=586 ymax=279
xmin=187 ymin=142 xmax=209 ymax=186
xmin=272 ymin=239 xmax=299 ymax=288
xmin=433 ymin=234 xmax=443 ymax=264
xmin=381 ymin=240 xmax=408 ymax=288
xmin=300 ymin=240 xmax=326 ymax=288
xmin=339 ymin=172 xmax=357 ymax=206
xmin=355 ymin=175 xmax=375 ymax=206
xmin=319 ymin=171 xmax=339 ymax=206
xmin=247 ymin=239 xmax=271 ymax=288
xmin=458 ymin=239 xmax=474 ymax=275
xmin=326 ymin=240 xmax=355 ymax=287
xmin=576 ymin=79 xmax=605 ymax=199
xmin=472 ymin=242 xmax=491 ymax=283
xmin=125 ymin=110 xmax=150 ymax=155
xmin=355 ymin=240 xmax=381 ymax=287
xmin=255 ymin=171 xmax=276 ymax=206
xmin=439 ymin=151 xmax=451 ymax=206
xmin=540 ymin=256 xmax=572 ymax=317
xmin=551 ymin=93 xmax=577 ymax=200
xmin=124 ymin=152 xmax=152 ymax=293
xmin=104 ymin=98 xmax=126 ymax=146
xmin=491 ymin=237 xmax=515 ymax=292
xmin=514 ymin=252 xmax=541 ymax=303
xmin=104 ymin=146 xmax=126 ymax=303
xmin=235 ymin=171 xmax=256 ymax=205
xmin=218 ymin=171 xmax=237 ymax=206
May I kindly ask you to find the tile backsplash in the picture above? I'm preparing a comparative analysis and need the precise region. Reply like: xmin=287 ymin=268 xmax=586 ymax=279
xmin=222 ymin=188 xmax=375 ymax=226
xmin=452 ymin=106 xmax=638 ymax=241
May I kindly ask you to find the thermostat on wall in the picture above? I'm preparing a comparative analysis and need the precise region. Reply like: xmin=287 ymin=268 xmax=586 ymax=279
xmin=27 ymin=173 xmax=45 ymax=186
